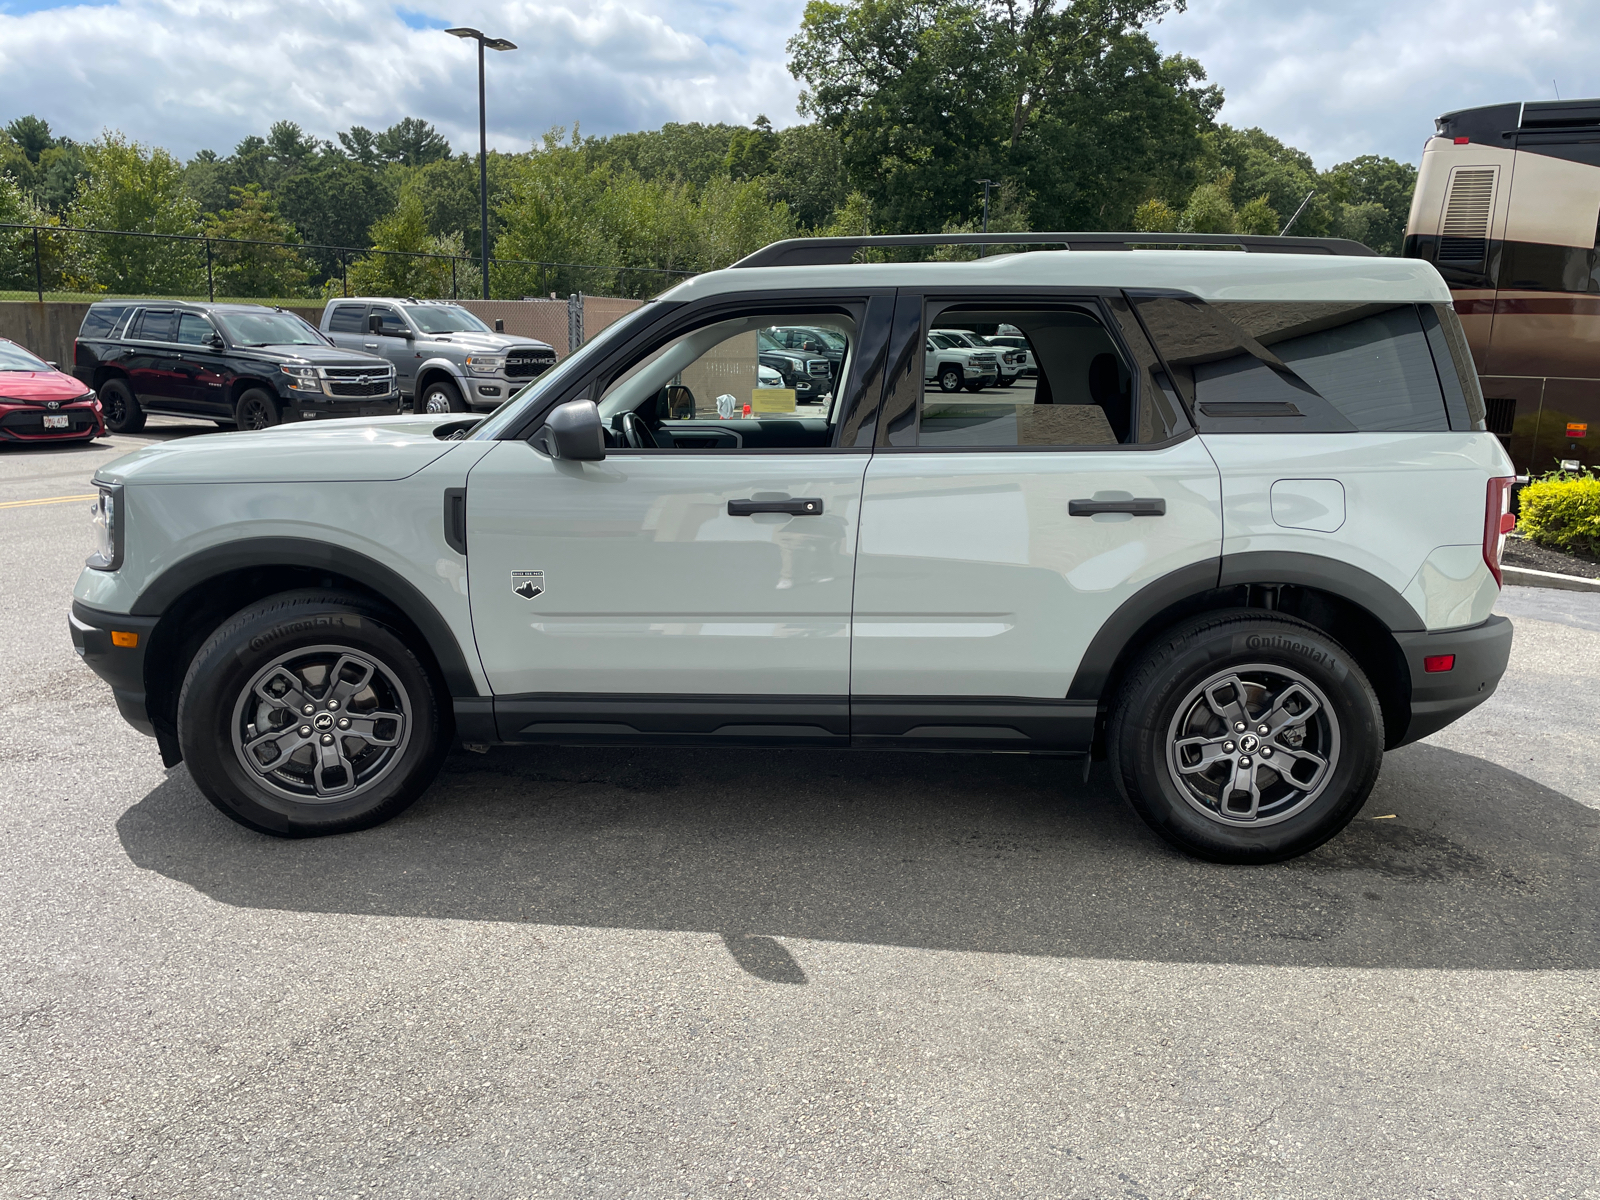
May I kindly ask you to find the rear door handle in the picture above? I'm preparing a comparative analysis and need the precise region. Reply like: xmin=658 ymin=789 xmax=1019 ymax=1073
xmin=728 ymin=498 xmax=824 ymax=516
xmin=1068 ymin=498 xmax=1166 ymax=517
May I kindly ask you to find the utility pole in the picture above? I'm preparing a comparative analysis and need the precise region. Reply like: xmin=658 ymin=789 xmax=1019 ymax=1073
xmin=976 ymin=179 xmax=993 ymax=257
xmin=447 ymin=27 xmax=518 ymax=300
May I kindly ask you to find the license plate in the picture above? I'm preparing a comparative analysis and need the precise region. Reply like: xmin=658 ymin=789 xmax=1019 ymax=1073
xmin=43 ymin=414 xmax=68 ymax=429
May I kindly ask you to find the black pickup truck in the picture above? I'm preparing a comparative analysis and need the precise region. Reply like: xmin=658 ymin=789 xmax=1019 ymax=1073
xmin=73 ymin=300 xmax=401 ymax=432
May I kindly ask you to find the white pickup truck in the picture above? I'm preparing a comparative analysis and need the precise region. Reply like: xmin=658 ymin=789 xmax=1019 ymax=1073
xmin=925 ymin=331 xmax=1000 ymax=393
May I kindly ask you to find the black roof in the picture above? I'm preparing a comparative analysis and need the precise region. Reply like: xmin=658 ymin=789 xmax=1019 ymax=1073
xmin=1436 ymin=99 xmax=1600 ymax=145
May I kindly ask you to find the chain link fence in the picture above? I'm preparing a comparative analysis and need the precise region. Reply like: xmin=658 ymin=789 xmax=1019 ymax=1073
xmin=0 ymin=222 xmax=698 ymax=305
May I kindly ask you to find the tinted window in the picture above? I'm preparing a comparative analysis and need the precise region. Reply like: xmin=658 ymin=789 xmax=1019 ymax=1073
xmin=176 ymin=313 xmax=214 ymax=345
xmin=910 ymin=307 xmax=1134 ymax=448
xmin=136 ymin=311 xmax=179 ymax=342
xmin=213 ymin=311 xmax=325 ymax=346
xmin=327 ymin=305 xmax=368 ymax=333
xmin=79 ymin=306 xmax=128 ymax=339
xmin=1131 ymin=296 xmax=1450 ymax=433
xmin=370 ymin=306 xmax=408 ymax=336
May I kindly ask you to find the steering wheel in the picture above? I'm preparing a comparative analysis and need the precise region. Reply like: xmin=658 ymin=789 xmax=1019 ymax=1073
xmin=620 ymin=411 xmax=658 ymax=449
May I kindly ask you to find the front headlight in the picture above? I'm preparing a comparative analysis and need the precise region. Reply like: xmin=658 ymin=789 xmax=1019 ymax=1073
xmin=466 ymin=354 xmax=505 ymax=376
xmin=279 ymin=365 xmax=321 ymax=391
xmin=88 ymin=484 xmax=122 ymax=571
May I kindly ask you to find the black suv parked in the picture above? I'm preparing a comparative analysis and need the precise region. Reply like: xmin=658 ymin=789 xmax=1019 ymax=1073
xmin=73 ymin=301 xmax=401 ymax=433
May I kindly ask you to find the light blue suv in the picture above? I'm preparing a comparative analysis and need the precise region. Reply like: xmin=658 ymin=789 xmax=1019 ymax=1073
xmin=68 ymin=233 xmax=1515 ymax=863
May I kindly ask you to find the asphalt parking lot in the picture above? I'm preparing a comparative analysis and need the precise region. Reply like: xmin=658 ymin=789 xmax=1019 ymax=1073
xmin=2 ymin=421 xmax=1597 ymax=1199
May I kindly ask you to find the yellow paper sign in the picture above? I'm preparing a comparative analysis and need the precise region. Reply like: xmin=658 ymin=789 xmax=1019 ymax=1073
xmin=751 ymin=387 xmax=796 ymax=414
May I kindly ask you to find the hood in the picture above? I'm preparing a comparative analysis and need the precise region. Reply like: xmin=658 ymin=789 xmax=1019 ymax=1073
xmin=418 ymin=330 xmax=554 ymax=354
xmin=0 ymin=369 xmax=97 ymax=404
xmin=237 ymin=343 xmax=392 ymax=368
xmin=94 ymin=414 xmax=471 ymax=485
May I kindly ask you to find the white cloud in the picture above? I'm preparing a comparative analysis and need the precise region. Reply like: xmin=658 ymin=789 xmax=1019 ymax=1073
xmin=2 ymin=0 xmax=1597 ymax=171
xmin=1152 ymin=0 xmax=1600 ymax=167
xmin=0 ymin=0 xmax=810 ymax=157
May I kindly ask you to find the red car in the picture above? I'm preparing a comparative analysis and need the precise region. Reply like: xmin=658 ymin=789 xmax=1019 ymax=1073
xmin=0 ymin=337 xmax=104 ymax=443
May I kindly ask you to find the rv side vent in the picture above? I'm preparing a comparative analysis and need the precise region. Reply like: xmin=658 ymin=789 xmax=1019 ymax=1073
xmin=1438 ymin=167 xmax=1497 ymax=262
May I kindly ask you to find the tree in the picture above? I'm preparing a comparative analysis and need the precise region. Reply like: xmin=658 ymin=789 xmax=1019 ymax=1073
xmin=375 ymin=118 xmax=451 ymax=167
xmin=345 ymin=187 xmax=457 ymax=297
xmin=725 ymin=115 xmax=778 ymax=180
xmin=585 ymin=122 xmax=743 ymax=188
xmin=278 ymin=157 xmax=397 ymax=271
xmin=68 ymin=132 xmax=202 ymax=294
xmin=202 ymin=184 xmax=311 ymax=298
xmin=0 ymin=173 xmax=47 ymax=292
xmin=337 ymin=126 xmax=383 ymax=167
xmin=764 ymin=122 xmax=850 ymax=230
xmin=5 ymin=115 xmax=54 ymax=164
xmin=788 ymin=0 xmax=1218 ymax=233
xmin=1322 ymin=155 xmax=1418 ymax=255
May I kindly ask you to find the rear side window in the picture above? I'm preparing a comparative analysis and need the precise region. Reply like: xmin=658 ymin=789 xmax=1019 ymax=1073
xmin=133 ymin=310 xmax=179 ymax=343
xmin=1130 ymin=296 xmax=1451 ymax=433
xmin=327 ymin=304 xmax=367 ymax=333
xmin=79 ymin=306 xmax=128 ymax=340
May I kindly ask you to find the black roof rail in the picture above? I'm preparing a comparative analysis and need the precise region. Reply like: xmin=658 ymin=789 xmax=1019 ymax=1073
xmin=731 ymin=232 xmax=1377 ymax=269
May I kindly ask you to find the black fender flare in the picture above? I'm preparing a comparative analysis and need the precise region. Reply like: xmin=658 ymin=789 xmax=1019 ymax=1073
xmin=132 ymin=536 xmax=480 ymax=697
xmin=1066 ymin=551 xmax=1421 ymax=703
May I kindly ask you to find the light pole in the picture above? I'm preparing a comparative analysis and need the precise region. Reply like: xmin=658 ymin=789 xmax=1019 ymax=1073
xmin=975 ymin=178 xmax=992 ymax=257
xmin=446 ymin=26 xmax=517 ymax=300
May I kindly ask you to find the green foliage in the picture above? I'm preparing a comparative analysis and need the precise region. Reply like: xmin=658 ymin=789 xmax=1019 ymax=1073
xmin=1181 ymin=172 xmax=1238 ymax=233
xmin=1132 ymin=198 xmax=1178 ymax=233
xmin=1518 ymin=473 xmax=1600 ymax=556
xmin=68 ymin=132 xmax=202 ymax=294
xmin=6 ymin=115 xmax=54 ymax=163
xmin=374 ymin=118 xmax=452 ymax=167
xmin=725 ymin=115 xmax=778 ymax=180
xmin=202 ymin=185 xmax=311 ymax=298
xmin=346 ymin=187 xmax=459 ymax=298
xmin=585 ymin=122 xmax=744 ymax=188
xmin=1321 ymin=155 xmax=1418 ymax=255
xmin=788 ymin=0 xmax=1217 ymax=234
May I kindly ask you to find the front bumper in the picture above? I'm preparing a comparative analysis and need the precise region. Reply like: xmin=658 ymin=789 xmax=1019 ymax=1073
xmin=0 ymin=400 xmax=104 ymax=441
xmin=284 ymin=390 xmax=405 ymax=420
xmin=68 ymin=601 xmax=159 ymax=736
xmin=1392 ymin=614 xmax=1514 ymax=746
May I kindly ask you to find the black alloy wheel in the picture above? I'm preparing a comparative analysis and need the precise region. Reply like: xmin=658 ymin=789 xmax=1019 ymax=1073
xmin=235 ymin=389 xmax=279 ymax=431
xmin=177 ymin=590 xmax=448 ymax=837
xmin=418 ymin=378 xmax=467 ymax=414
xmin=99 ymin=378 xmax=145 ymax=434
xmin=1107 ymin=610 xmax=1384 ymax=864
xmin=938 ymin=366 xmax=963 ymax=393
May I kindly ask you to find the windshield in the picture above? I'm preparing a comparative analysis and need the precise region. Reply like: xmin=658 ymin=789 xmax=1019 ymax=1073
xmin=0 ymin=341 xmax=49 ymax=371
xmin=215 ymin=311 xmax=328 ymax=347
xmin=403 ymin=304 xmax=492 ymax=335
xmin=470 ymin=301 xmax=666 ymax=441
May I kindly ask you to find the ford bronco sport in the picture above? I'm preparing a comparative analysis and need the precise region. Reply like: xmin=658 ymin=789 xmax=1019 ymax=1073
xmin=68 ymin=232 xmax=1515 ymax=863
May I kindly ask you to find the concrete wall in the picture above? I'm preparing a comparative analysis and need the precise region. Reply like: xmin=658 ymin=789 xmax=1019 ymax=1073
xmin=0 ymin=296 xmax=643 ymax=374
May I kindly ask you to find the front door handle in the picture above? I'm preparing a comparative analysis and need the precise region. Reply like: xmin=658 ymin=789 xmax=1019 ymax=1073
xmin=1068 ymin=498 xmax=1166 ymax=517
xmin=728 ymin=498 xmax=824 ymax=516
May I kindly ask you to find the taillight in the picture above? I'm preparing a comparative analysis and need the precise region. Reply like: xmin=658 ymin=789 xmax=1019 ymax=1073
xmin=1483 ymin=476 xmax=1516 ymax=586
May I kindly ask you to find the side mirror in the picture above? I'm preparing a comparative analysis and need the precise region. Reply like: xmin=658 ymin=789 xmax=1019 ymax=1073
xmin=207 ymin=333 xmax=224 ymax=349
xmin=368 ymin=314 xmax=383 ymax=335
xmin=494 ymin=318 xmax=505 ymax=332
xmin=532 ymin=399 xmax=606 ymax=461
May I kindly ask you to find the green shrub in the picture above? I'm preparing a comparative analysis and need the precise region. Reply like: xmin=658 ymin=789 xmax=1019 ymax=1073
xmin=1519 ymin=472 xmax=1600 ymax=556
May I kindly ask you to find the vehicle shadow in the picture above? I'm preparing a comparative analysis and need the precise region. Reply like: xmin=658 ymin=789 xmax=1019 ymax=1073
xmin=117 ymin=741 xmax=1600 ymax=975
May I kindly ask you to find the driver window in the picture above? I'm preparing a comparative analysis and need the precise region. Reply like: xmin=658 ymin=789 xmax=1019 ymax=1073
xmin=370 ymin=306 xmax=408 ymax=337
xmin=175 ymin=313 xmax=214 ymax=346
xmin=597 ymin=312 xmax=854 ymax=450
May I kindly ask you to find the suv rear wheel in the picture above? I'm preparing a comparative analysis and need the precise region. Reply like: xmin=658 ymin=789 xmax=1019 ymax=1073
xmin=418 ymin=378 xmax=466 ymax=414
xmin=99 ymin=378 xmax=145 ymax=434
xmin=177 ymin=591 xmax=448 ymax=837
xmin=1107 ymin=611 xmax=1383 ymax=863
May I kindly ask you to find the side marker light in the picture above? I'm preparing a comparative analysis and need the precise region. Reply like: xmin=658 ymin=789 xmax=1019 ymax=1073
xmin=111 ymin=631 xmax=139 ymax=648
xmin=1423 ymin=654 xmax=1455 ymax=673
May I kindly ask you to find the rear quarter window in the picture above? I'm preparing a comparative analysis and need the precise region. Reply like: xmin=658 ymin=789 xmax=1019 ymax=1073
xmin=79 ymin=306 xmax=128 ymax=339
xmin=1130 ymin=296 xmax=1452 ymax=433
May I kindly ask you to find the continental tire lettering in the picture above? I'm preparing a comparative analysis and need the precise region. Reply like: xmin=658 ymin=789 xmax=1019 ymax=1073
xmin=247 ymin=614 xmax=360 ymax=652
xmin=1243 ymin=632 xmax=1336 ymax=670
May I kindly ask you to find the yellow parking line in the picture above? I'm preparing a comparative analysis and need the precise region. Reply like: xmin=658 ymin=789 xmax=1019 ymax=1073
xmin=0 ymin=493 xmax=98 ymax=510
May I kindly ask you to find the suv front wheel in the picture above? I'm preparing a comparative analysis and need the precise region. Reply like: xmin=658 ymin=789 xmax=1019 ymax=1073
xmin=937 ymin=365 xmax=963 ymax=393
xmin=177 ymin=591 xmax=449 ymax=836
xmin=1107 ymin=611 xmax=1383 ymax=863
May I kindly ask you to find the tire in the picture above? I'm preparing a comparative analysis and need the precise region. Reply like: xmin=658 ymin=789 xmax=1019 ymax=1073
xmin=99 ymin=378 xmax=145 ymax=434
xmin=1107 ymin=610 xmax=1383 ymax=864
xmin=938 ymin=366 xmax=963 ymax=393
xmin=177 ymin=591 xmax=448 ymax=837
xmin=418 ymin=377 xmax=466 ymax=414
xmin=235 ymin=389 xmax=279 ymax=430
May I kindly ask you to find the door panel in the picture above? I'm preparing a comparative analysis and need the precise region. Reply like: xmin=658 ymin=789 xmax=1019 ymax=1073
xmin=466 ymin=440 xmax=869 ymax=699
xmin=851 ymin=439 xmax=1222 ymax=699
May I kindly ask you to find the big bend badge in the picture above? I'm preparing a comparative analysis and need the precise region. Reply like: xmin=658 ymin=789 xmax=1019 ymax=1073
xmin=510 ymin=570 xmax=545 ymax=600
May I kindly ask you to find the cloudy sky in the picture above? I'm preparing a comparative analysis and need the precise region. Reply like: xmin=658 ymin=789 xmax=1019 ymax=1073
xmin=0 ymin=0 xmax=1593 ymax=168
